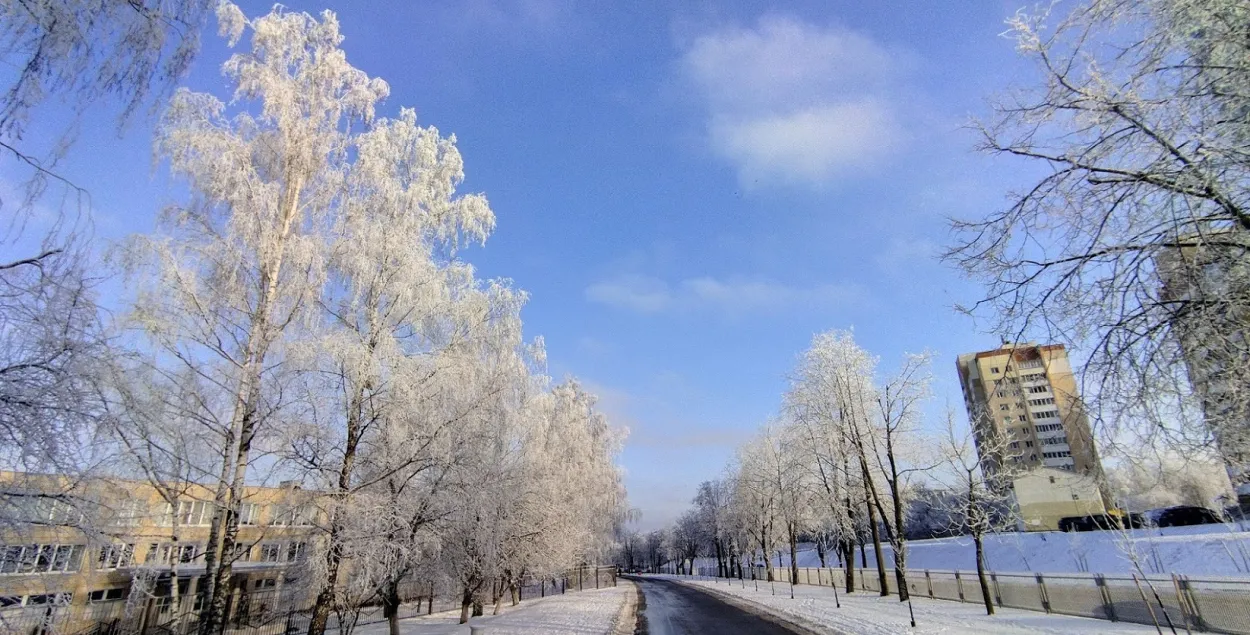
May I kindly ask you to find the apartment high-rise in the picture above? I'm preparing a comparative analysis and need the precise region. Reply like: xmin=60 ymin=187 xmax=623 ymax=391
xmin=956 ymin=343 xmax=1104 ymax=480
xmin=1156 ymin=234 xmax=1250 ymax=496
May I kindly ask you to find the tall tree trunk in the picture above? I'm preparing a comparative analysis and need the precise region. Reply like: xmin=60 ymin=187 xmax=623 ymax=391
xmin=459 ymin=586 xmax=473 ymax=624
xmin=861 ymin=474 xmax=889 ymax=596
xmin=788 ymin=522 xmax=799 ymax=585
xmin=383 ymin=579 xmax=401 ymax=635
xmin=975 ymin=533 xmax=994 ymax=615
xmin=198 ymin=174 xmax=305 ymax=635
xmin=307 ymin=387 xmax=364 ymax=635
xmin=759 ymin=526 xmax=774 ymax=581
xmin=843 ymin=540 xmax=855 ymax=593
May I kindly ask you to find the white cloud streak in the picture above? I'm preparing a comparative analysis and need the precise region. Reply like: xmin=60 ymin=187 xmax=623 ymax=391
xmin=679 ymin=15 xmax=905 ymax=187
xmin=584 ymin=273 xmax=862 ymax=315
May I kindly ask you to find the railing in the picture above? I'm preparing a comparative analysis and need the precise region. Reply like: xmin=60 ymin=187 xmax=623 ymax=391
xmin=0 ymin=566 xmax=618 ymax=635
xmin=674 ymin=564 xmax=1250 ymax=634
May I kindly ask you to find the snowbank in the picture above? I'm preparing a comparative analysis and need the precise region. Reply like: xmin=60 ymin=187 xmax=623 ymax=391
xmin=351 ymin=585 xmax=630 ymax=635
xmin=685 ymin=524 xmax=1250 ymax=576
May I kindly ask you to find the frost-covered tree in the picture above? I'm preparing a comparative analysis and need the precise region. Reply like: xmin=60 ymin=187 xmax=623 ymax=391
xmin=947 ymin=0 xmax=1250 ymax=489
xmin=2 ymin=1 xmax=215 ymax=481
xmin=784 ymin=330 xmax=890 ymax=596
xmin=120 ymin=4 xmax=390 ymax=632
xmin=935 ymin=410 xmax=1024 ymax=616
xmin=1107 ymin=450 xmax=1235 ymax=511
xmin=693 ymin=479 xmax=734 ymax=577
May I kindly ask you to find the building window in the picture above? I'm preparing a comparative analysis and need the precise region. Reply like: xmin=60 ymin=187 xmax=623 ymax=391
xmin=0 ymin=544 xmax=84 ymax=575
xmin=169 ymin=500 xmax=214 ymax=527
xmin=260 ymin=544 xmax=282 ymax=563
xmin=1019 ymin=359 xmax=1044 ymax=369
xmin=990 ymin=366 xmax=1000 ymax=374
xmin=254 ymin=578 xmax=277 ymax=590
xmin=1030 ymin=454 xmax=1038 ymax=461
xmin=286 ymin=542 xmax=307 ymax=562
xmin=1028 ymin=386 xmax=1049 ymax=394
xmin=1028 ymin=397 xmax=1056 ymax=407
xmin=88 ymin=588 xmax=127 ymax=603
xmin=1010 ymin=441 xmax=1019 ymax=449
xmin=1025 ymin=441 xmax=1034 ymax=447
xmin=1035 ymin=423 xmax=1063 ymax=433
xmin=1000 ymin=404 xmax=1010 ymax=411
xmin=272 ymin=504 xmax=315 ymax=527
xmin=97 ymin=544 xmax=134 ymax=570
xmin=145 ymin=544 xmax=196 ymax=565
xmin=1033 ymin=410 xmax=1060 ymax=420
xmin=10 ymin=496 xmax=83 ymax=526
xmin=239 ymin=503 xmax=259 ymax=526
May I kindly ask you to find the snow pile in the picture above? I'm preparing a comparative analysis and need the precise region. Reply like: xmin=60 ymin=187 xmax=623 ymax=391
xmin=653 ymin=575 xmax=1159 ymax=635
xmin=352 ymin=586 xmax=630 ymax=635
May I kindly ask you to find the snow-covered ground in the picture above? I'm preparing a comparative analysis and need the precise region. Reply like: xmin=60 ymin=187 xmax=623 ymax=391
xmin=650 ymin=574 xmax=1160 ymax=635
xmin=726 ymin=523 xmax=1250 ymax=576
xmin=350 ymin=585 xmax=630 ymax=635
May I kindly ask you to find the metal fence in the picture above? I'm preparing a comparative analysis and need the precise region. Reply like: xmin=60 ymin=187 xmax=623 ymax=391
xmin=1 ymin=566 xmax=617 ymax=635
xmin=679 ymin=564 xmax=1250 ymax=634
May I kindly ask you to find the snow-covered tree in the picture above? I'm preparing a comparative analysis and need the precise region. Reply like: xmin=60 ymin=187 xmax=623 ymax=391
xmin=120 ymin=4 xmax=390 ymax=632
xmin=934 ymin=409 xmax=1024 ymax=616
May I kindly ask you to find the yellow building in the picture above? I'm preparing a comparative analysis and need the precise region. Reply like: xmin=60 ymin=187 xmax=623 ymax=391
xmin=0 ymin=472 xmax=322 ymax=633
xmin=956 ymin=343 xmax=1105 ymax=480
xmin=1012 ymin=468 xmax=1107 ymax=531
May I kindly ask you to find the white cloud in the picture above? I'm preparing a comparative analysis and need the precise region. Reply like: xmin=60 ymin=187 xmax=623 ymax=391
xmin=678 ymin=15 xmax=905 ymax=187
xmin=584 ymin=273 xmax=861 ymax=315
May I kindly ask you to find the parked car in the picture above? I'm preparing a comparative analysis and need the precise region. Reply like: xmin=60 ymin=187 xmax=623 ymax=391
xmin=1143 ymin=505 xmax=1223 ymax=527
xmin=1058 ymin=512 xmax=1146 ymax=532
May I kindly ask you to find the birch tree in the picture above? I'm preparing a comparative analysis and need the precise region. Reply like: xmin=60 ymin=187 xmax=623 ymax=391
xmin=121 ymin=4 xmax=389 ymax=633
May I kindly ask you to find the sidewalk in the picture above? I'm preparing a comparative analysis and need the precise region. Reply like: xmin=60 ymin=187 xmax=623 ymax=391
xmin=351 ymin=585 xmax=631 ymax=635
xmin=654 ymin=574 xmax=1162 ymax=634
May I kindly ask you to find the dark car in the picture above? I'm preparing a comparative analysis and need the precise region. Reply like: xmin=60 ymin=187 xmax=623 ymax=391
xmin=1058 ymin=512 xmax=1146 ymax=532
xmin=1145 ymin=505 xmax=1223 ymax=527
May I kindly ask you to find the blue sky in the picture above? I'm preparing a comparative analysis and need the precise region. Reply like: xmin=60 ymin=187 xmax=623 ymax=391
xmin=13 ymin=0 xmax=1053 ymax=530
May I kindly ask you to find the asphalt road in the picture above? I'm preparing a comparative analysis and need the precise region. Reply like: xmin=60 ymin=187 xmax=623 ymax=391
xmin=629 ymin=577 xmax=805 ymax=635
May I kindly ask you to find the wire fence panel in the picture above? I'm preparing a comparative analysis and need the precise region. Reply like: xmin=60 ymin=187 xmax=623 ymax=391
xmin=1186 ymin=577 xmax=1250 ymax=635
xmin=992 ymin=573 xmax=1046 ymax=612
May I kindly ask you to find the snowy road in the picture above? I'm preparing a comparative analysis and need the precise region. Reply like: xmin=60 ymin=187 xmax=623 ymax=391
xmin=631 ymin=576 xmax=806 ymax=635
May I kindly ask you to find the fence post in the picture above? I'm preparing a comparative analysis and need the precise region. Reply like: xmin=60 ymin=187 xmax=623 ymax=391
xmin=1035 ymin=573 xmax=1050 ymax=614
xmin=1096 ymin=574 xmax=1117 ymax=622
xmin=1180 ymin=575 xmax=1204 ymax=631
xmin=991 ymin=572 xmax=1002 ymax=607
xmin=925 ymin=570 xmax=933 ymax=598
xmin=1170 ymin=574 xmax=1191 ymax=632
xmin=955 ymin=571 xmax=965 ymax=602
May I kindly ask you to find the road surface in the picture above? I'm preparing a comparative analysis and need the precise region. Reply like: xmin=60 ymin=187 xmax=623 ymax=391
xmin=630 ymin=577 xmax=805 ymax=635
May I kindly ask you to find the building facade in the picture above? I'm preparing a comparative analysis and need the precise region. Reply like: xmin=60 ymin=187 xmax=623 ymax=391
xmin=956 ymin=343 xmax=1106 ymax=486
xmin=0 ymin=472 xmax=321 ymax=633
xmin=1012 ymin=468 xmax=1107 ymax=531
xmin=1156 ymin=235 xmax=1250 ymax=499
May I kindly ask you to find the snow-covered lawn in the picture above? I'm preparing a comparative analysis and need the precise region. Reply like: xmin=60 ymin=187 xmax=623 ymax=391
xmin=706 ymin=524 xmax=1250 ymax=576
xmin=650 ymin=575 xmax=1160 ymax=634
xmin=350 ymin=585 xmax=630 ymax=635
